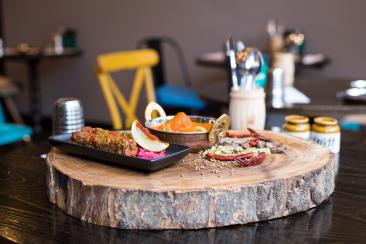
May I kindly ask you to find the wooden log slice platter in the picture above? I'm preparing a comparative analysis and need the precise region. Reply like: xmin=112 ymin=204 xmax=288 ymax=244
xmin=46 ymin=131 xmax=335 ymax=230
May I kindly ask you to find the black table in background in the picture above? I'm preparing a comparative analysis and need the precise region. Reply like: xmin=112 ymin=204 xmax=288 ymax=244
xmin=196 ymin=51 xmax=331 ymax=70
xmin=0 ymin=133 xmax=366 ymax=243
xmin=0 ymin=48 xmax=82 ymax=134
xmin=199 ymin=77 xmax=366 ymax=118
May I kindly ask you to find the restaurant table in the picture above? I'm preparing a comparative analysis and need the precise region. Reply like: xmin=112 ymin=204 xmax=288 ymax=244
xmin=0 ymin=48 xmax=83 ymax=134
xmin=199 ymin=77 xmax=366 ymax=117
xmin=196 ymin=51 xmax=331 ymax=69
xmin=0 ymin=133 xmax=366 ymax=243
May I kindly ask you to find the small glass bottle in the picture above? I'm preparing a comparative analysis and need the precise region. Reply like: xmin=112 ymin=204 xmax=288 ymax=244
xmin=311 ymin=117 xmax=340 ymax=153
xmin=283 ymin=115 xmax=310 ymax=140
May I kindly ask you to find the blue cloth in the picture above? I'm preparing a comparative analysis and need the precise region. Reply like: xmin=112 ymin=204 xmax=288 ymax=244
xmin=0 ymin=103 xmax=32 ymax=145
xmin=0 ymin=101 xmax=4 ymax=124
xmin=0 ymin=123 xmax=32 ymax=145
xmin=341 ymin=121 xmax=364 ymax=132
xmin=156 ymin=84 xmax=206 ymax=110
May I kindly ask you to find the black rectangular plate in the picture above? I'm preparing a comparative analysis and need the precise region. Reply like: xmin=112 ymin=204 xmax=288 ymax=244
xmin=48 ymin=134 xmax=191 ymax=172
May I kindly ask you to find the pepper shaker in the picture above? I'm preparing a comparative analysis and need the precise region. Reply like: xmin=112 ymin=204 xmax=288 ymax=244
xmin=266 ymin=67 xmax=285 ymax=108
xmin=52 ymin=98 xmax=85 ymax=135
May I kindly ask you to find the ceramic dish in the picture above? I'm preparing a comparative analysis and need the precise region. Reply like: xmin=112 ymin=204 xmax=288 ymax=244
xmin=144 ymin=102 xmax=230 ymax=152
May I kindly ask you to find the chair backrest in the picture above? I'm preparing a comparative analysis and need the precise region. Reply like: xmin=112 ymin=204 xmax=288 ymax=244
xmin=96 ymin=49 xmax=159 ymax=129
xmin=137 ymin=37 xmax=192 ymax=88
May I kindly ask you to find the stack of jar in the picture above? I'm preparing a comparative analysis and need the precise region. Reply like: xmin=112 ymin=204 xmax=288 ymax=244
xmin=283 ymin=115 xmax=340 ymax=154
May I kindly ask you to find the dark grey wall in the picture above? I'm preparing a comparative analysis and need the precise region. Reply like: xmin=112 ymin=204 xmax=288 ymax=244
xmin=3 ymin=0 xmax=366 ymax=123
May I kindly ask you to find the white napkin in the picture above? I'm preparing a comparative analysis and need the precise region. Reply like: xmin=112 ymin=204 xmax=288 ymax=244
xmin=284 ymin=86 xmax=311 ymax=104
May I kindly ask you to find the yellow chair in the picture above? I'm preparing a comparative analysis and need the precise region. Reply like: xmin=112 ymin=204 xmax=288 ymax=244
xmin=96 ymin=49 xmax=159 ymax=129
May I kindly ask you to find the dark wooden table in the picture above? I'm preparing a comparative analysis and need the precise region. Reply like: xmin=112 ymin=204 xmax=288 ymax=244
xmin=196 ymin=52 xmax=331 ymax=69
xmin=0 ymin=48 xmax=82 ymax=134
xmin=199 ymin=77 xmax=366 ymax=117
xmin=1 ymin=133 xmax=366 ymax=243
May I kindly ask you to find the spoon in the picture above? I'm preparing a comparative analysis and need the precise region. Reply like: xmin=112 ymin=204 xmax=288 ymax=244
xmin=236 ymin=48 xmax=263 ymax=90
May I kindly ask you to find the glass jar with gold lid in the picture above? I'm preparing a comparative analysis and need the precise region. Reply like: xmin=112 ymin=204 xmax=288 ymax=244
xmin=283 ymin=115 xmax=310 ymax=140
xmin=311 ymin=117 xmax=340 ymax=153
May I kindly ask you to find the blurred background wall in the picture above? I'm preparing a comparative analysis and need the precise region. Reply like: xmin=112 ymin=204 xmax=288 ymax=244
xmin=3 ymin=0 xmax=366 ymax=123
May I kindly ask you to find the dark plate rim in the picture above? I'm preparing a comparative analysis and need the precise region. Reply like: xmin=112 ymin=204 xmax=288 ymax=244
xmin=48 ymin=133 xmax=191 ymax=164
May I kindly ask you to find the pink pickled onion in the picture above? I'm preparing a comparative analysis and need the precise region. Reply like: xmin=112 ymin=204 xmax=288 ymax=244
xmin=137 ymin=148 xmax=166 ymax=160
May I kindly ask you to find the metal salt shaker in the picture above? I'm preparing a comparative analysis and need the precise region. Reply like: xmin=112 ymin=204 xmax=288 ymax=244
xmin=52 ymin=98 xmax=85 ymax=135
xmin=266 ymin=68 xmax=286 ymax=108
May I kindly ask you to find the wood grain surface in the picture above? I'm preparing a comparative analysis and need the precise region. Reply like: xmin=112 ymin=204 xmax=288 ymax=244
xmin=46 ymin=131 xmax=335 ymax=229
xmin=1 ymin=133 xmax=366 ymax=243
